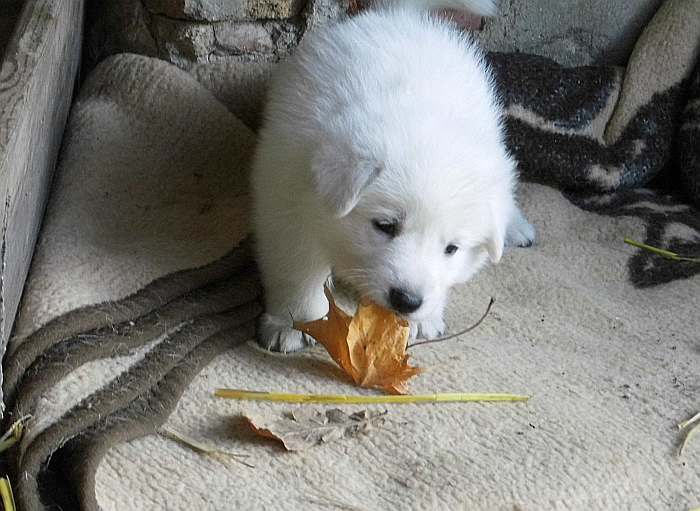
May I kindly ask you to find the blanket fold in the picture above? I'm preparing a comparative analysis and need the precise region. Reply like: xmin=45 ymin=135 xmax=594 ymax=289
xmin=2 ymin=53 xmax=262 ymax=510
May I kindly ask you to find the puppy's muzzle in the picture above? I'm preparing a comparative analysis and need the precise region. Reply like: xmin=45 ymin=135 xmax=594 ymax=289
xmin=389 ymin=288 xmax=423 ymax=314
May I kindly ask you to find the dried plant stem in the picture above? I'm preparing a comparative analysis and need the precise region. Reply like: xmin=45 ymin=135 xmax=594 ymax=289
xmin=0 ymin=416 xmax=30 ymax=454
xmin=624 ymin=238 xmax=700 ymax=263
xmin=408 ymin=297 xmax=495 ymax=349
xmin=0 ymin=477 xmax=15 ymax=511
xmin=678 ymin=412 xmax=700 ymax=457
xmin=214 ymin=389 xmax=528 ymax=404
xmin=679 ymin=411 xmax=700 ymax=431
xmin=159 ymin=427 xmax=254 ymax=468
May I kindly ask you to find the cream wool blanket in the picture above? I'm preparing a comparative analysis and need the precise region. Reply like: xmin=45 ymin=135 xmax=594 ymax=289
xmin=2 ymin=53 xmax=699 ymax=510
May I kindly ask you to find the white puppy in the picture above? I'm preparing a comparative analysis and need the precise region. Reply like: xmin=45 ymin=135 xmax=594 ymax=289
xmin=251 ymin=0 xmax=535 ymax=352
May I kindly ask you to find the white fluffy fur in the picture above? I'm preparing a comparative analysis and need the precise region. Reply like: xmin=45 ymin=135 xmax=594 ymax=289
xmin=251 ymin=0 xmax=535 ymax=352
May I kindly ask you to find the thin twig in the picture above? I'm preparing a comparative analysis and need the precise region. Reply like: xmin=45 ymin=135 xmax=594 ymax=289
xmin=624 ymin=238 xmax=700 ymax=263
xmin=0 ymin=415 xmax=31 ymax=454
xmin=678 ymin=424 xmax=699 ymax=457
xmin=159 ymin=427 xmax=254 ymax=468
xmin=408 ymin=297 xmax=495 ymax=349
xmin=679 ymin=411 xmax=700 ymax=431
xmin=678 ymin=412 xmax=700 ymax=457
xmin=214 ymin=389 xmax=528 ymax=404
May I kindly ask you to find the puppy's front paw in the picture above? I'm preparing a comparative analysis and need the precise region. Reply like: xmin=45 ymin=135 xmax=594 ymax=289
xmin=409 ymin=316 xmax=446 ymax=340
xmin=257 ymin=313 xmax=315 ymax=353
xmin=505 ymin=208 xmax=536 ymax=248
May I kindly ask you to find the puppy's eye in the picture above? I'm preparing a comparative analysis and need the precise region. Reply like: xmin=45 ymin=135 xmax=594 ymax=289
xmin=444 ymin=244 xmax=459 ymax=255
xmin=372 ymin=219 xmax=398 ymax=238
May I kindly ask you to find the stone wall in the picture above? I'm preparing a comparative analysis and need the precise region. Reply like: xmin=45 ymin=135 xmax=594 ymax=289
xmin=88 ymin=0 xmax=664 ymax=67
xmin=85 ymin=0 xmax=345 ymax=68
xmin=85 ymin=0 xmax=664 ymax=128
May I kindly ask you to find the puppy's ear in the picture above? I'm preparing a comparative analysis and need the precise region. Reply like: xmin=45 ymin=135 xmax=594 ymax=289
xmin=311 ymin=146 xmax=381 ymax=217
xmin=486 ymin=224 xmax=505 ymax=263
xmin=484 ymin=153 xmax=519 ymax=263
xmin=485 ymin=198 xmax=510 ymax=263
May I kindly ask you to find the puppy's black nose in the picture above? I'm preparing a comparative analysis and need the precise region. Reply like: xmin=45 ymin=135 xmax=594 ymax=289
xmin=389 ymin=288 xmax=423 ymax=314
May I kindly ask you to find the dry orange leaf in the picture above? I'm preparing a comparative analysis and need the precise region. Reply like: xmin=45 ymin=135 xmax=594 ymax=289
xmin=294 ymin=286 xmax=420 ymax=394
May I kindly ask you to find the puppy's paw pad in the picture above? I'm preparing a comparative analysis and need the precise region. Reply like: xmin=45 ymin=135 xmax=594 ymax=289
xmin=505 ymin=215 xmax=536 ymax=248
xmin=409 ymin=317 xmax=446 ymax=339
xmin=257 ymin=313 xmax=315 ymax=353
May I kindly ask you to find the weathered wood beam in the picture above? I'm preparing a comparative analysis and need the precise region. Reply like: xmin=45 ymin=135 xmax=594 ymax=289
xmin=0 ymin=0 xmax=85 ymax=411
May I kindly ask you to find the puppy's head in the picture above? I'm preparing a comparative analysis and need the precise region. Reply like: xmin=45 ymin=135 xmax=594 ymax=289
xmin=311 ymin=133 xmax=515 ymax=321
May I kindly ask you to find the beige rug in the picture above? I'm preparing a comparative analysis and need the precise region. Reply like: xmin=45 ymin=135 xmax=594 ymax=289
xmin=2 ymin=53 xmax=699 ymax=511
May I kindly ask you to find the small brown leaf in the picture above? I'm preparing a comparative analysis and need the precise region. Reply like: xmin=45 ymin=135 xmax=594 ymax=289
xmin=294 ymin=286 xmax=420 ymax=394
xmin=244 ymin=408 xmax=385 ymax=451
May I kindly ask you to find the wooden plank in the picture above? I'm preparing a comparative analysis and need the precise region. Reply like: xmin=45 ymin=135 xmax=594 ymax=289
xmin=0 ymin=0 xmax=84 ymax=411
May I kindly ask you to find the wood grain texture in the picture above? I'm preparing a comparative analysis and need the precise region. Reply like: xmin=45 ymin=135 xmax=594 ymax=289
xmin=0 ymin=0 xmax=84 ymax=412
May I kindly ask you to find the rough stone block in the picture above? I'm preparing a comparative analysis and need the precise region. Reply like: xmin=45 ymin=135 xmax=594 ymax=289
xmin=211 ymin=20 xmax=301 ymax=57
xmin=144 ymin=0 xmax=307 ymax=21
xmin=151 ymin=17 xmax=217 ymax=63
xmin=213 ymin=22 xmax=275 ymax=54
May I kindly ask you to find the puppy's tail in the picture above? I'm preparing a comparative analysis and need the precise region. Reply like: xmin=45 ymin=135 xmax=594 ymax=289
xmin=378 ymin=0 xmax=497 ymax=16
